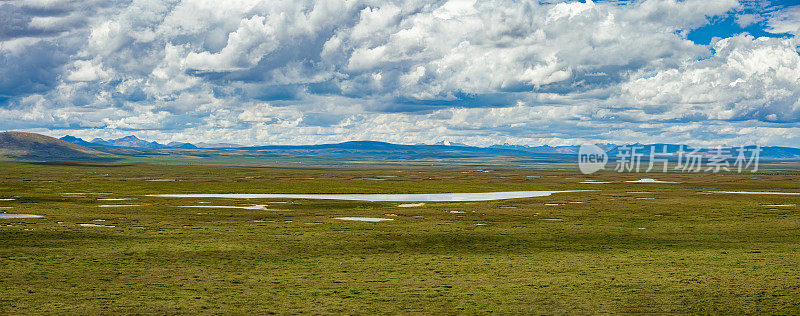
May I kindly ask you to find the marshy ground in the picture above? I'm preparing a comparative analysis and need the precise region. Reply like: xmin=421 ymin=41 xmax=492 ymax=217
xmin=1 ymin=161 xmax=799 ymax=313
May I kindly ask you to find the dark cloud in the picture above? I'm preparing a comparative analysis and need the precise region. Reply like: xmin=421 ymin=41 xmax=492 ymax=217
xmin=0 ymin=40 xmax=72 ymax=99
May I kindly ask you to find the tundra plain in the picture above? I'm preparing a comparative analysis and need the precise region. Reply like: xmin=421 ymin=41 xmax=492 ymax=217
xmin=1 ymin=161 xmax=799 ymax=314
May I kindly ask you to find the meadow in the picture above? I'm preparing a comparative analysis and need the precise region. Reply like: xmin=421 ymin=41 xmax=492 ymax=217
xmin=1 ymin=161 xmax=799 ymax=313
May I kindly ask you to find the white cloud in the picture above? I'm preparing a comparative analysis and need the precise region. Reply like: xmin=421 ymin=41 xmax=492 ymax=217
xmin=2 ymin=0 xmax=799 ymax=147
xmin=735 ymin=13 xmax=760 ymax=28
xmin=66 ymin=59 xmax=112 ymax=82
xmin=27 ymin=13 xmax=84 ymax=31
xmin=547 ymin=0 xmax=596 ymax=22
xmin=617 ymin=35 xmax=800 ymax=123
xmin=433 ymin=0 xmax=478 ymax=20
xmin=184 ymin=15 xmax=279 ymax=72
xmin=766 ymin=6 xmax=800 ymax=35
xmin=86 ymin=21 xmax=129 ymax=56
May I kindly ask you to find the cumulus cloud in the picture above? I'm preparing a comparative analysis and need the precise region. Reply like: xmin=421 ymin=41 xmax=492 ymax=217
xmin=66 ymin=59 xmax=113 ymax=82
xmin=184 ymin=15 xmax=280 ymax=72
xmin=0 ymin=0 xmax=798 ymax=147
xmin=766 ymin=5 xmax=800 ymax=35
xmin=617 ymin=35 xmax=800 ymax=123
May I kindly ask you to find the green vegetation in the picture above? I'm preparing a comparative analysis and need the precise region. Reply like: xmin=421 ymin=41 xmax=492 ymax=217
xmin=1 ymin=161 xmax=799 ymax=313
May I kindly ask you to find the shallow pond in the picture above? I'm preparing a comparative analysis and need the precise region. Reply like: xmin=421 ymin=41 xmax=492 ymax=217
xmin=149 ymin=190 xmax=585 ymax=202
xmin=397 ymin=203 xmax=425 ymax=207
xmin=712 ymin=191 xmax=800 ymax=195
xmin=335 ymin=217 xmax=394 ymax=222
xmin=626 ymin=178 xmax=679 ymax=183
xmin=0 ymin=214 xmax=42 ymax=219
xmin=178 ymin=205 xmax=274 ymax=210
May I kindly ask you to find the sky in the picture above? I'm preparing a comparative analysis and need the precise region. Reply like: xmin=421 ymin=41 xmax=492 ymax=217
xmin=1 ymin=0 xmax=799 ymax=147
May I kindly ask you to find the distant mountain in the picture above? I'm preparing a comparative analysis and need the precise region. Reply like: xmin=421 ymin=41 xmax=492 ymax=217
xmin=760 ymin=146 xmax=800 ymax=159
xmin=432 ymin=140 xmax=469 ymax=147
xmin=489 ymin=143 xmax=620 ymax=154
xmin=61 ymin=135 xmax=197 ymax=149
xmin=195 ymin=142 xmax=242 ymax=149
xmin=50 ymin=133 xmax=800 ymax=162
xmin=0 ymin=131 xmax=114 ymax=161
xmin=490 ymin=143 xmax=581 ymax=154
xmin=239 ymin=141 xmax=563 ymax=160
xmin=489 ymin=143 xmax=800 ymax=160
xmin=601 ymin=144 xmax=800 ymax=160
xmin=89 ymin=135 xmax=166 ymax=149
xmin=59 ymin=135 xmax=96 ymax=147
xmin=166 ymin=142 xmax=198 ymax=149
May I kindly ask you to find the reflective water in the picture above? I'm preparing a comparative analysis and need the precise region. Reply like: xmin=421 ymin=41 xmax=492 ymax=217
xmin=712 ymin=191 xmax=800 ymax=195
xmin=335 ymin=217 xmax=394 ymax=222
xmin=149 ymin=190 xmax=584 ymax=202
xmin=0 ymin=214 xmax=42 ymax=219
xmin=397 ymin=203 xmax=424 ymax=207
xmin=178 ymin=205 xmax=274 ymax=210
xmin=626 ymin=179 xmax=679 ymax=183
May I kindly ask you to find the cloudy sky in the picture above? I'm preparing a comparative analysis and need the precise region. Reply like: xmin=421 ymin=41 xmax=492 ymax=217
xmin=1 ymin=0 xmax=799 ymax=146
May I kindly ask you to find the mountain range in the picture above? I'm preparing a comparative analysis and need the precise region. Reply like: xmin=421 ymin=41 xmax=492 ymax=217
xmin=1 ymin=131 xmax=800 ymax=163
xmin=55 ymin=134 xmax=800 ymax=161
xmin=60 ymin=135 xmax=199 ymax=149
xmin=56 ymin=135 xmax=248 ymax=149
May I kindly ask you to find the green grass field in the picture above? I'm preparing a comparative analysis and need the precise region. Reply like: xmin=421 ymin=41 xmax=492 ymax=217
xmin=1 ymin=161 xmax=799 ymax=313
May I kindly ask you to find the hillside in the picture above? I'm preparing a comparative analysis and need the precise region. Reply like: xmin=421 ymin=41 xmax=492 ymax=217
xmin=0 ymin=131 xmax=114 ymax=161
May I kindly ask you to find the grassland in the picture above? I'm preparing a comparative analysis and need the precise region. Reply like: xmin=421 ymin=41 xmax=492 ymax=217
xmin=1 ymin=161 xmax=799 ymax=314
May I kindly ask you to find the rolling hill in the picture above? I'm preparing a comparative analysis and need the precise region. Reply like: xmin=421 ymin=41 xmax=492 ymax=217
xmin=0 ymin=131 xmax=115 ymax=161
